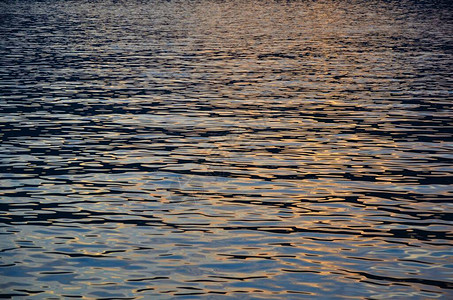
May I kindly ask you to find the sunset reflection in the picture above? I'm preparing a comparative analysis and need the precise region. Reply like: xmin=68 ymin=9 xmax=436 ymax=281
xmin=0 ymin=0 xmax=452 ymax=299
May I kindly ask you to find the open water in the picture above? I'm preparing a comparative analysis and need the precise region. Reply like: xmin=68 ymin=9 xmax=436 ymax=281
xmin=0 ymin=0 xmax=452 ymax=298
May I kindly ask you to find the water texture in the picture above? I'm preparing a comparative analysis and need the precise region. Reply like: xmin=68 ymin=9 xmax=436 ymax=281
xmin=0 ymin=0 xmax=452 ymax=298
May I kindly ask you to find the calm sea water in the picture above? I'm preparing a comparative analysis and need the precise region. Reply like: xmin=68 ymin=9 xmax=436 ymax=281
xmin=1 ymin=0 xmax=452 ymax=299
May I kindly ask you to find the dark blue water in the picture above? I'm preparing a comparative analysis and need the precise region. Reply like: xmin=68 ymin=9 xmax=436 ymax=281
xmin=1 ymin=0 xmax=452 ymax=298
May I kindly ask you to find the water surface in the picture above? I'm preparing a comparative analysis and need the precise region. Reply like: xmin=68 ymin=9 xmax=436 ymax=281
xmin=0 ymin=0 xmax=452 ymax=298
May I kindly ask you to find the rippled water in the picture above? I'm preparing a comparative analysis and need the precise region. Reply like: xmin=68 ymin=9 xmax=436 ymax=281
xmin=1 ymin=0 xmax=452 ymax=298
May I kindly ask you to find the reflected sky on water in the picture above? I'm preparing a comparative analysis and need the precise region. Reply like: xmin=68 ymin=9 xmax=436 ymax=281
xmin=0 ymin=0 xmax=452 ymax=298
